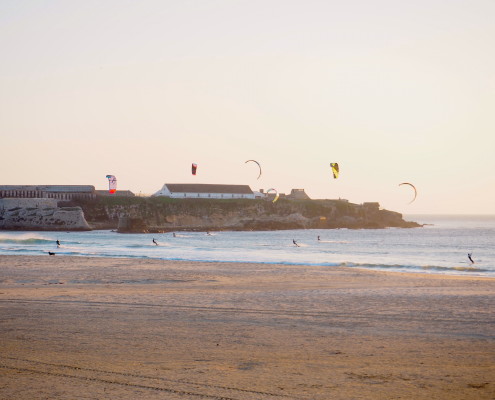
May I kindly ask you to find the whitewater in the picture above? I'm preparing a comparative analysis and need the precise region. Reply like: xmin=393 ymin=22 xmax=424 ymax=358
xmin=0 ymin=215 xmax=494 ymax=277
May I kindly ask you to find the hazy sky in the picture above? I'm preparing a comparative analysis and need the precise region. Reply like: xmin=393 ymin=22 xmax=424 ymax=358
xmin=1 ymin=0 xmax=494 ymax=214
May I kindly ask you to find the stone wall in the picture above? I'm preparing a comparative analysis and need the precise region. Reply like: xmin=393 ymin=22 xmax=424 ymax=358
xmin=0 ymin=198 xmax=58 ymax=209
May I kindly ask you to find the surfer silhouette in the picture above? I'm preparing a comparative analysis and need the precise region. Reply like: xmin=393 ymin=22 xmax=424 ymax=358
xmin=293 ymin=239 xmax=299 ymax=247
xmin=152 ymin=238 xmax=158 ymax=246
xmin=468 ymin=253 xmax=474 ymax=264
xmin=56 ymin=240 xmax=60 ymax=247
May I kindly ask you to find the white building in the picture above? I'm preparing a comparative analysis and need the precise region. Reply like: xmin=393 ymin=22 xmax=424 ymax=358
xmin=153 ymin=184 xmax=255 ymax=199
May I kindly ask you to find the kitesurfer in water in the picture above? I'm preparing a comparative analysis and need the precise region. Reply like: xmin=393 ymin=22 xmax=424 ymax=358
xmin=153 ymin=238 xmax=158 ymax=246
xmin=293 ymin=239 xmax=299 ymax=247
xmin=56 ymin=240 xmax=60 ymax=247
xmin=317 ymin=236 xmax=320 ymax=241
xmin=468 ymin=253 xmax=474 ymax=264
xmin=172 ymin=232 xmax=176 ymax=237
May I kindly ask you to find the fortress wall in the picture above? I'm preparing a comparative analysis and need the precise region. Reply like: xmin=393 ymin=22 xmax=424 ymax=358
xmin=0 ymin=199 xmax=90 ymax=231
xmin=0 ymin=198 xmax=58 ymax=210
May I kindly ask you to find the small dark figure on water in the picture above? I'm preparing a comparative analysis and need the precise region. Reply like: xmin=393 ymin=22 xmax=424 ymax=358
xmin=56 ymin=240 xmax=60 ymax=247
xmin=48 ymin=251 xmax=55 ymax=256
xmin=317 ymin=236 xmax=320 ymax=241
xmin=173 ymin=232 xmax=176 ymax=237
xmin=153 ymin=238 xmax=158 ymax=246
xmin=468 ymin=253 xmax=474 ymax=264
xmin=293 ymin=239 xmax=299 ymax=247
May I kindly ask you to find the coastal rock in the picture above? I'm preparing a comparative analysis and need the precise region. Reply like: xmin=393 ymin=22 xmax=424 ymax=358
xmin=117 ymin=217 xmax=150 ymax=233
xmin=0 ymin=198 xmax=91 ymax=231
xmin=74 ymin=197 xmax=421 ymax=232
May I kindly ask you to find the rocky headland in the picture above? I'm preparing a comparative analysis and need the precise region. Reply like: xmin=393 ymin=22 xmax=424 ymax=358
xmin=74 ymin=197 xmax=421 ymax=233
xmin=0 ymin=196 xmax=421 ymax=232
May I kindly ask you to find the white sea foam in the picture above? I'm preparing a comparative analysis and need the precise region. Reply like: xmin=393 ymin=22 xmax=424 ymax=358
xmin=0 ymin=232 xmax=53 ymax=244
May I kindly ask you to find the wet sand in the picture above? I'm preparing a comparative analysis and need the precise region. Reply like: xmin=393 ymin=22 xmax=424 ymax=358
xmin=0 ymin=255 xmax=494 ymax=399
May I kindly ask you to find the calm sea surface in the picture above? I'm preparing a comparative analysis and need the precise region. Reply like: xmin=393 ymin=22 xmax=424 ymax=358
xmin=1 ymin=215 xmax=494 ymax=277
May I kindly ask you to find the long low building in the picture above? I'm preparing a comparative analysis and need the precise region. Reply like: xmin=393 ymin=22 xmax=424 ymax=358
xmin=153 ymin=183 xmax=255 ymax=199
xmin=95 ymin=190 xmax=135 ymax=197
xmin=0 ymin=185 xmax=96 ymax=200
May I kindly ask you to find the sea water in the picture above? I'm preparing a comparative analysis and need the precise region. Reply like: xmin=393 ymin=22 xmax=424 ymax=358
xmin=0 ymin=215 xmax=494 ymax=277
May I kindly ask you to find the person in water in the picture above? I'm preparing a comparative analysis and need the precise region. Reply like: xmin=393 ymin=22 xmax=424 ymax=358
xmin=468 ymin=253 xmax=474 ymax=264
xmin=56 ymin=240 xmax=60 ymax=247
xmin=152 ymin=238 xmax=158 ymax=245
xmin=293 ymin=239 xmax=299 ymax=247
xmin=317 ymin=236 xmax=320 ymax=241
xmin=172 ymin=232 xmax=176 ymax=237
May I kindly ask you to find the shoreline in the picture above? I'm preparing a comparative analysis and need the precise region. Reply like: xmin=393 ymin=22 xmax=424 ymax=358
xmin=1 ymin=255 xmax=494 ymax=399
xmin=1 ymin=253 xmax=493 ymax=279
xmin=0 ymin=224 xmax=423 ymax=232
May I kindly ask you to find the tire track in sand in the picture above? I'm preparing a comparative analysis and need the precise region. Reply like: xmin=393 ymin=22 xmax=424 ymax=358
xmin=0 ymin=356 xmax=300 ymax=400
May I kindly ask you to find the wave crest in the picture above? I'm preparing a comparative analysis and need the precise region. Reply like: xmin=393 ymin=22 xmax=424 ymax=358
xmin=0 ymin=234 xmax=54 ymax=245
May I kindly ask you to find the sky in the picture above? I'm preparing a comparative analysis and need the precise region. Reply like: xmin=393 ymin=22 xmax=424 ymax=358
xmin=1 ymin=0 xmax=494 ymax=214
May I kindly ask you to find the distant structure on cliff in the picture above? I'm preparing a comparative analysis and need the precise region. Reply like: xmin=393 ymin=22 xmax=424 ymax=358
xmin=259 ymin=188 xmax=311 ymax=200
xmin=153 ymin=184 xmax=255 ymax=199
xmin=0 ymin=185 xmax=136 ymax=200
xmin=287 ymin=189 xmax=310 ymax=200
xmin=95 ymin=190 xmax=135 ymax=197
xmin=0 ymin=185 xmax=96 ymax=200
xmin=1 ymin=184 xmax=310 ymax=202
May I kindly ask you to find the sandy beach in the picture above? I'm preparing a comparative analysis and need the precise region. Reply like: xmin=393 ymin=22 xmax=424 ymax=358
xmin=0 ymin=255 xmax=494 ymax=399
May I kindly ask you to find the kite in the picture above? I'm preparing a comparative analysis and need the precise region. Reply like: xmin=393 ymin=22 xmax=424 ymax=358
xmin=192 ymin=163 xmax=198 ymax=175
xmin=330 ymin=163 xmax=339 ymax=179
xmin=399 ymin=182 xmax=417 ymax=204
xmin=106 ymin=175 xmax=117 ymax=194
xmin=245 ymin=160 xmax=262 ymax=179
xmin=266 ymin=188 xmax=279 ymax=203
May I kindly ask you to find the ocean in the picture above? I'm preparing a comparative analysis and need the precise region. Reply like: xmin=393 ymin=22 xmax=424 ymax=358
xmin=0 ymin=215 xmax=494 ymax=277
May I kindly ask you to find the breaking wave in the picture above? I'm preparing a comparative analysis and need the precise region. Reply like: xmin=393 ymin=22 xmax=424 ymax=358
xmin=0 ymin=234 xmax=53 ymax=245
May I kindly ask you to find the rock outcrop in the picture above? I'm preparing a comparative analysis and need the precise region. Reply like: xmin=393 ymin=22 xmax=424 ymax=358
xmin=73 ymin=197 xmax=421 ymax=233
xmin=0 ymin=198 xmax=91 ymax=231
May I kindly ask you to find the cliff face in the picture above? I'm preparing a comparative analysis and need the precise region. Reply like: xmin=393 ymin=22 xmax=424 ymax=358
xmin=74 ymin=197 xmax=420 ymax=232
xmin=0 ymin=199 xmax=91 ymax=231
